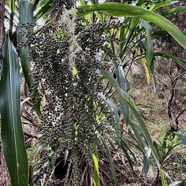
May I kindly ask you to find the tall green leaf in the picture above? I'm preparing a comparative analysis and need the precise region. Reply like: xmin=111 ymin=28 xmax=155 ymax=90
xmin=0 ymin=34 xmax=28 ymax=186
xmin=128 ymin=120 xmax=145 ymax=150
xmin=34 ymin=0 xmax=53 ymax=21
xmin=140 ymin=19 xmax=153 ymax=66
xmin=120 ymin=17 xmax=139 ymax=59
xmin=114 ymin=63 xmax=129 ymax=124
xmin=149 ymin=0 xmax=178 ymax=11
xmin=17 ymin=0 xmax=41 ymax=116
xmin=99 ymin=93 xmax=121 ymax=141
xmin=77 ymin=2 xmax=186 ymax=49
xmin=102 ymin=70 xmax=160 ymax=169
xmin=161 ymin=6 xmax=186 ymax=16
xmin=17 ymin=0 xmax=34 ymax=88
xmin=100 ymin=136 xmax=118 ymax=186
xmin=120 ymin=139 xmax=134 ymax=170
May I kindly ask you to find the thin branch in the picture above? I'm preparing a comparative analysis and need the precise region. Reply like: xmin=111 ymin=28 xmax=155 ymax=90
xmin=24 ymin=131 xmax=38 ymax=139
xmin=175 ymin=108 xmax=186 ymax=127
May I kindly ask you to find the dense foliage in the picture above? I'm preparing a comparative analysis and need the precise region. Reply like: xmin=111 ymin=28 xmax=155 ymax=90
xmin=0 ymin=0 xmax=186 ymax=186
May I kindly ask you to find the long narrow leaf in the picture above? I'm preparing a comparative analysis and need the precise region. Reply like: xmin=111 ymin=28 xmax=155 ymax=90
xmin=128 ymin=120 xmax=145 ymax=150
xmin=120 ymin=139 xmax=134 ymax=170
xmin=17 ymin=0 xmax=41 ymax=116
xmin=140 ymin=19 xmax=153 ymax=66
xmin=137 ymin=49 xmax=151 ymax=84
xmin=99 ymin=94 xmax=135 ymax=170
xmin=17 ymin=0 xmax=34 ymax=88
xmin=149 ymin=0 xmax=178 ymax=11
xmin=92 ymin=153 xmax=100 ymax=186
xmin=154 ymin=52 xmax=186 ymax=69
xmin=162 ymin=6 xmax=186 ymax=16
xmin=143 ymin=146 xmax=151 ymax=176
xmin=100 ymin=136 xmax=118 ymax=186
xmin=34 ymin=0 xmax=53 ymax=21
xmin=114 ymin=63 xmax=129 ymax=123
xmin=78 ymin=2 xmax=186 ymax=49
xmin=160 ymin=168 xmax=167 ymax=186
xmin=120 ymin=17 xmax=139 ymax=59
xmin=99 ymin=93 xmax=121 ymax=140
xmin=102 ymin=70 xmax=160 ymax=169
xmin=1 ymin=34 xmax=28 ymax=186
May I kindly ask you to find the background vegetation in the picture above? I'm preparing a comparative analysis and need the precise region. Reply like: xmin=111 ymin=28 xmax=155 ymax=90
xmin=0 ymin=0 xmax=186 ymax=186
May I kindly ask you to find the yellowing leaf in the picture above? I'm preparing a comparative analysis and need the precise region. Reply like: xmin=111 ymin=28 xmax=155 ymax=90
xmin=137 ymin=49 xmax=150 ymax=84
xmin=92 ymin=153 xmax=100 ymax=186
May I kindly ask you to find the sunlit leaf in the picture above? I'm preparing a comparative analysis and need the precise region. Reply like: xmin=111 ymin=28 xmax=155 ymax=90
xmin=162 ymin=134 xmax=171 ymax=157
xmin=80 ymin=0 xmax=86 ymax=6
xmin=160 ymin=169 xmax=166 ymax=186
xmin=92 ymin=153 xmax=100 ymax=186
xmin=137 ymin=49 xmax=150 ymax=84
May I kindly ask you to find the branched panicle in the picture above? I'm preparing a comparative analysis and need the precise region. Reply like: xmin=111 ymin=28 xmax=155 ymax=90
xmin=27 ymin=5 xmax=121 ymax=184
xmin=53 ymin=0 xmax=75 ymax=13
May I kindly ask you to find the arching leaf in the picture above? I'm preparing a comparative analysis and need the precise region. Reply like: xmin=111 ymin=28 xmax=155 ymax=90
xmin=154 ymin=52 xmax=186 ymax=69
xmin=102 ymin=70 xmax=160 ymax=169
xmin=162 ymin=6 xmax=186 ymax=16
xmin=78 ymin=2 xmax=186 ymax=49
